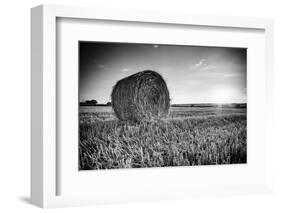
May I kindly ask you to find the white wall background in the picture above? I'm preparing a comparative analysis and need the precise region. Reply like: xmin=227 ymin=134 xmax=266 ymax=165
xmin=0 ymin=0 xmax=280 ymax=212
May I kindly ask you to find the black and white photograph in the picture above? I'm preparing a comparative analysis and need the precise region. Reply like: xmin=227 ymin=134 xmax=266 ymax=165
xmin=79 ymin=41 xmax=247 ymax=170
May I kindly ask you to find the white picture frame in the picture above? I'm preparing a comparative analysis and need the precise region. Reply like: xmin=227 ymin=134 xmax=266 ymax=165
xmin=31 ymin=4 xmax=274 ymax=208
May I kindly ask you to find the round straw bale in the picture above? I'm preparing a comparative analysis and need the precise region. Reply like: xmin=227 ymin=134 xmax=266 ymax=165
xmin=111 ymin=70 xmax=170 ymax=122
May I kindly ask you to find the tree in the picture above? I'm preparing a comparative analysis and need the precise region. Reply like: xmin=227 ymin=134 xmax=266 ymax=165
xmin=83 ymin=99 xmax=98 ymax=106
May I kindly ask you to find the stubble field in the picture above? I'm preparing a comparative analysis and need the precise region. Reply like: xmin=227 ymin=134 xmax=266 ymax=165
xmin=79 ymin=106 xmax=247 ymax=170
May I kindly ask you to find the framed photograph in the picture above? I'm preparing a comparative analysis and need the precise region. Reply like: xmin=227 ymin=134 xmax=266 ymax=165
xmin=31 ymin=4 xmax=274 ymax=208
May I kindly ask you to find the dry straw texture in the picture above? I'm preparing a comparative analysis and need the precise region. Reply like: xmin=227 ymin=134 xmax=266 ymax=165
xmin=111 ymin=70 xmax=170 ymax=122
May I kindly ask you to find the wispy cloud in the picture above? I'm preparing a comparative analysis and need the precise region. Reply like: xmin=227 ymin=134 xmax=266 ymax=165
xmin=121 ymin=68 xmax=130 ymax=73
xmin=193 ymin=59 xmax=207 ymax=69
xmin=201 ymin=64 xmax=217 ymax=71
xmin=192 ymin=59 xmax=218 ymax=71
xmin=97 ymin=64 xmax=107 ymax=69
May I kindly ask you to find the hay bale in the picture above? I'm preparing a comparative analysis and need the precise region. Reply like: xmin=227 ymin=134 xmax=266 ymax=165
xmin=111 ymin=70 xmax=170 ymax=122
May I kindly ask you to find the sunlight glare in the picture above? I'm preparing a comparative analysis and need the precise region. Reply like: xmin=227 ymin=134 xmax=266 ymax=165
xmin=212 ymin=87 xmax=236 ymax=104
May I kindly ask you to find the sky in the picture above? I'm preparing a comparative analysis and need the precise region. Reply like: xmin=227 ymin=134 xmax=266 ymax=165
xmin=79 ymin=42 xmax=246 ymax=104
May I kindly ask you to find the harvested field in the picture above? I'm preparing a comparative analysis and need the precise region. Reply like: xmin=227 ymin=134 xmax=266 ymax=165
xmin=79 ymin=106 xmax=247 ymax=170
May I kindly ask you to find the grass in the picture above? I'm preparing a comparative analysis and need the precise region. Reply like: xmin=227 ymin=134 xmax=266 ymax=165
xmin=79 ymin=106 xmax=246 ymax=170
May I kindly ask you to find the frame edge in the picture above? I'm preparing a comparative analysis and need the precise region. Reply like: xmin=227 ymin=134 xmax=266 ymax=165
xmin=31 ymin=5 xmax=44 ymax=208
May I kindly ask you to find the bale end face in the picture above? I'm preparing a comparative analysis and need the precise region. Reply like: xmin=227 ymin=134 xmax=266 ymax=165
xmin=111 ymin=70 xmax=170 ymax=122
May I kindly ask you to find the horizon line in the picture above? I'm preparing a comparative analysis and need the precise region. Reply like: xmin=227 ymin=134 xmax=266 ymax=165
xmin=80 ymin=102 xmax=247 ymax=105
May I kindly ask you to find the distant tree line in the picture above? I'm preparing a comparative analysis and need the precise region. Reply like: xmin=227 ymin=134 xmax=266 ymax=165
xmin=80 ymin=99 xmax=112 ymax=106
xmin=171 ymin=103 xmax=247 ymax=108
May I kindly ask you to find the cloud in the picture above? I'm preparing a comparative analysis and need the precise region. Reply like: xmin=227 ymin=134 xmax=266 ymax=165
xmin=223 ymin=73 xmax=238 ymax=78
xmin=193 ymin=59 xmax=207 ymax=69
xmin=201 ymin=64 xmax=217 ymax=71
xmin=121 ymin=68 xmax=129 ymax=73
xmin=192 ymin=59 xmax=218 ymax=71
xmin=97 ymin=64 xmax=107 ymax=69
